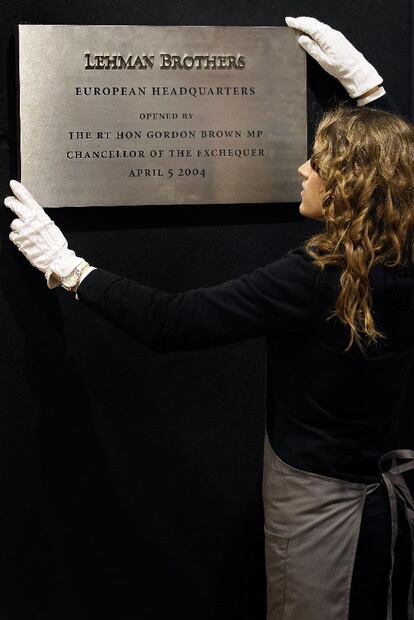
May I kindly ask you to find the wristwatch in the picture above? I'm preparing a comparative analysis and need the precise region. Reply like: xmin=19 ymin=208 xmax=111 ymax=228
xmin=61 ymin=260 xmax=90 ymax=292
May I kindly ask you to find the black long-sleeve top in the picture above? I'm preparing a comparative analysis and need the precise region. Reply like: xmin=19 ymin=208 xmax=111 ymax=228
xmin=77 ymin=94 xmax=414 ymax=483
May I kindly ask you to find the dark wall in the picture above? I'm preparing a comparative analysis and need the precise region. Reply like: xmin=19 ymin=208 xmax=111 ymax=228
xmin=0 ymin=2 xmax=412 ymax=619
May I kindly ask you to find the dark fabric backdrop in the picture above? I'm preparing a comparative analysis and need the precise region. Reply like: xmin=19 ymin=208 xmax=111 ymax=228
xmin=0 ymin=1 xmax=412 ymax=618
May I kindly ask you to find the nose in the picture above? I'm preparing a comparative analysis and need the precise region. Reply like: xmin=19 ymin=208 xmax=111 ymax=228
xmin=298 ymin=159 xmax=310 ymax=179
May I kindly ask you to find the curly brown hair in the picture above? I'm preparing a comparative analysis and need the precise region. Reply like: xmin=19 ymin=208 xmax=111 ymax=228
xmin=305 ymin=104 xmax=414 ymax=352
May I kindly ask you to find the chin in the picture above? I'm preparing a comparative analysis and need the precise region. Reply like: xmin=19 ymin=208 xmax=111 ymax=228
xmin=299 ymin=202 xmax=311 ymax=219
xmin=299 ymin=203 xmax=323 ymax=222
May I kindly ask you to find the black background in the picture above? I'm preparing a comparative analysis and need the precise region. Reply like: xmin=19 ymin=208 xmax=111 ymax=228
xmin=0 ymin=1 xmax=412 ymax=618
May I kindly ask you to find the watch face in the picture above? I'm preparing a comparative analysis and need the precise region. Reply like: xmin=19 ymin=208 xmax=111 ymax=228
xmin=62 ymin=273 xmax=78 ymax=288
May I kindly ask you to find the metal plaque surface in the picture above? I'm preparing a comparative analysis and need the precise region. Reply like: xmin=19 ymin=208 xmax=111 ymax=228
xmin=18 ymin=25 xmax=306 ymax=207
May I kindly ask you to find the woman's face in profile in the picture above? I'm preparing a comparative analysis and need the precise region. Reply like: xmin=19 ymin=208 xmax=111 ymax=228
xmin=297 ymin=148 xmax=325 ymax=222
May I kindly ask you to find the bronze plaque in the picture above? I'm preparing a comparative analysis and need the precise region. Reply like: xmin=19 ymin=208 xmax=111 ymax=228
xmin=18 ymin=25 xmax=306 ymax=207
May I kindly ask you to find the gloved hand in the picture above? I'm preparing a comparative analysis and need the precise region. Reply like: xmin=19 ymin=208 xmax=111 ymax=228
xmin=4 ymin=180 xmax=85 ymax=288
xmin=285 ymin=16 xmax=383 ymax=99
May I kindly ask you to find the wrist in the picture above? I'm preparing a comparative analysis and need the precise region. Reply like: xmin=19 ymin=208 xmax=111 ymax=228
xmin=46 ymin=250 xmax=86 ymax=289
xmin=356 ymin=86 xmax=386 ymax=107
xmin=74 ymin=266 xmax=97 ymax=291
xmin=74 ymin=266 xmax=97 ymax=300
xmin=357 ymin=85 xmax=381 ymax=100
xmin=59 ymin=260 xmax=91 ymax=292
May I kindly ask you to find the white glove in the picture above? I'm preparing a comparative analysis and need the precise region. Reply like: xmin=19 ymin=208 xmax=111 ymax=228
xmin=285 ymin=16 xmax=383 ymax=99
xmin=4 ymin=180 xmax=85 ymax=289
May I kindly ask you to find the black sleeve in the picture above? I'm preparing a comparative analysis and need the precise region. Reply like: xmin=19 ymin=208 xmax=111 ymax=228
xmin=76 ymin=248 xmax=318 ymax=352
xmin=364 ymin=92 xmax=398 ymax=113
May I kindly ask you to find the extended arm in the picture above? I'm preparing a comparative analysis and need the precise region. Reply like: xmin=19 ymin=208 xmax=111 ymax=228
xmin=3 ymin=180 xmax=317 ymax=352
xmin=75 ymin=249 xmax=317 ymax=352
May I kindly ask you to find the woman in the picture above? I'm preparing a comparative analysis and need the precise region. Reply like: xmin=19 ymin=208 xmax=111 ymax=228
xmin=4 ymin=17 xmax=414 ymax=620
